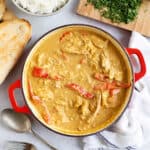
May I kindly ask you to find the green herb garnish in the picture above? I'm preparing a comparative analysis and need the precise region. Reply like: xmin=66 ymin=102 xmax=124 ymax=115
xmin=87 ymin=0 xmax=142 ymax=24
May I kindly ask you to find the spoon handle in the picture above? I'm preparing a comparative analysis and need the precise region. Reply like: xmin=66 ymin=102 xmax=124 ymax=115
xmin=30 ymin=129 xmax=58 ymax=150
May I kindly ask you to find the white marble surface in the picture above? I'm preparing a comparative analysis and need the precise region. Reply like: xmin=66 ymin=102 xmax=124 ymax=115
xmin=0 ymin=0 xmax=142 ymax=150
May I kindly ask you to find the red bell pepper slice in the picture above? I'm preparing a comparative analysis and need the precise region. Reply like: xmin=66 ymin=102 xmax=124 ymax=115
xmin=32 ymin=66 xmax=63 ymax=81
xmin=32 ymin=67 xmax=49 ymax=79
xmin=94 ymin=81 xmax=130 ymax=91
xmin=94 ymin=81 xmax=131 ymax=97
xmin=60 ymin=31 xmax=71 ymax=41
xmin=28 ymin=80 xmax=42 ymax=104
xmin=66 ymin=83 xmax=94 ymax=99
xmin=115 ymin=81 xmax=131 ymax=88
xmin=93 ymin=73 xmax=131 ymax=90
xmin=42 ymin=113 xmax=50 ymax=123
xmin=41 ymin=102 xmax=51 ymax=123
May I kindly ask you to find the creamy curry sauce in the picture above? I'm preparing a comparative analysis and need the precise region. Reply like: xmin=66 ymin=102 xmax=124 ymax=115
xmin=23 ymin=26 xmax=132 ymax=135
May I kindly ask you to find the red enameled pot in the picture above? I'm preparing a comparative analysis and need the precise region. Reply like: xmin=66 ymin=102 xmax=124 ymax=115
xmin=8 ymin=24 xmax=146 ymax=137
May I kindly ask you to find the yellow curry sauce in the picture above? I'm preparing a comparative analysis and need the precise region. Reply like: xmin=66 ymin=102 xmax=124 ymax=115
xmin=23 ymin=26 xmax=133 ymax=135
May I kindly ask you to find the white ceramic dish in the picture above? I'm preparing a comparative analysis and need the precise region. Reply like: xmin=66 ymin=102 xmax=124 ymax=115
xmin=12 ymin=0 xmax=70 ymax=16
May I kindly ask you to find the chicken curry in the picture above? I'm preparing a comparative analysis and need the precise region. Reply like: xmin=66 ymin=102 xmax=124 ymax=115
xmin=23 ymin=26 xmax=133 ymax=135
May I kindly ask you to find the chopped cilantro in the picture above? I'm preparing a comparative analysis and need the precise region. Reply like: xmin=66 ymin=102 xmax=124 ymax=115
xmin=87 ymin=0 xmax=142 ymax=23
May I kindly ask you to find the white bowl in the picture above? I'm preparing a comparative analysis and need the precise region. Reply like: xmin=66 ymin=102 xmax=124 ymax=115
xmin=12 ymin=0 xmax=70 ymax=16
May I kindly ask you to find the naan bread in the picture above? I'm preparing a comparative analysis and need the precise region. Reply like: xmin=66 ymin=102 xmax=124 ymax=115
xmin=0 ymin=19 xmax=32 ymax=84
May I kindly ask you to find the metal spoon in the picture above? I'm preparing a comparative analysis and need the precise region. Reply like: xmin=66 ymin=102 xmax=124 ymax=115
xmin=1 ymin=109 xmax=58 ymax=150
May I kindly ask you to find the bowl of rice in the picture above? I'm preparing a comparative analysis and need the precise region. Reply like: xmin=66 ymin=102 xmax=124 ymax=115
xmin=12 ymin=0 xmax=69 ymax=16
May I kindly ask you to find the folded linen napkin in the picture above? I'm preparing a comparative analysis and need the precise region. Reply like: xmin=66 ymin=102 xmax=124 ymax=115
xmin=82 ymin=32 xmax=150 ymax=150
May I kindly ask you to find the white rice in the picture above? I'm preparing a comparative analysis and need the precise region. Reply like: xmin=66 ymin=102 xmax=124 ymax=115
xmin=14 ymin=0 xmax=68 ymax=14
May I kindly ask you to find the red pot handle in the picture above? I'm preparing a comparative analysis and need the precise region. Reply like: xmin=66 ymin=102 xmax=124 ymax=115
xmin=8 ymin=80 xmax=31 ymax=114
xmin=126 ymin=48 xmax=146 ymax=82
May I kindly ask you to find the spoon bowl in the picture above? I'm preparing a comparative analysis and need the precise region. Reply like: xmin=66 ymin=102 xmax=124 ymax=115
xmin=1 ymin=109 xmax=58 ymax=150
xmin=1 ymin=109 xmax=31 ymax=132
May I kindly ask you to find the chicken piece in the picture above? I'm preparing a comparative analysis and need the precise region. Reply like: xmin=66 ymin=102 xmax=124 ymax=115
xmin=61 ymin=31 xmax=86 ymax=55
xmin=101 ymin=52 xmax=111 ymax=73
xmin=61 ymin=111 xmax=70 ymax=123
xmin=100 ymin=52 xmax=123 ymax=80
xmin=74 ymin=96 xmax=83 ymax=108
xmin=57 ymin=106 xmax=69 ymax=123
xmin=61 ymin=31 xmax=99 ymax=55
xmin=35 ymin=87 xmax=54 ymax=101
xmin=91 ymin=35 xmax=108 ymax=49
xmin=89 ymin=52 xmax=100 ymax=70
xmin=101 ymin=90 xmax=110 ymax=107
xmin=101 ymin=90 xmax=120 ymax=108
xmin=88 ymin=93 xmax=101 ymax=123
xmin=79 ymin=100 xmax=90 ymax=120
xmin=107 ymin=95 xmax=119 ymax=108
xmin=37 ymin=53 xmax=45 ymax=66
xmin=55 ymin=98 xmax=67 ymax=106
xmin=113 ymin=71 xmax=123 ymax=81
xmin=108 ymin=67 xmax=123 ymax=80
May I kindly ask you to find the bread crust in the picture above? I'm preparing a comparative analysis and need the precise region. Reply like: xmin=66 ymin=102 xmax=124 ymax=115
xmin=0 ymin=0 xmax=6 ymax=20
xmin=2 ymin=9 xmax=18 ymax=21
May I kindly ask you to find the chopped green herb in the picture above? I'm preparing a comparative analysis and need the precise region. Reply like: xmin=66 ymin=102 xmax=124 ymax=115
xmin=87 ymin=0 xmax=142 ymax=24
